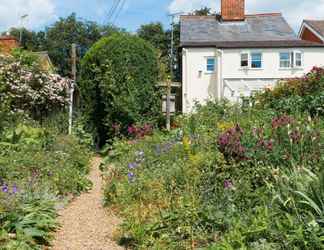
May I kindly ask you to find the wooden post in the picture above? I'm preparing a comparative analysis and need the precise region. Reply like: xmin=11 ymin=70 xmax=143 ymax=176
xmin=69 ymin=43 xmax=76 ymax=135
xmin=166 ymin=79 xmax=171 ymax=131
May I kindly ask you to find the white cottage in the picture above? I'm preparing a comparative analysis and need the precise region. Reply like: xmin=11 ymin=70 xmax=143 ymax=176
xmin=180 ymin=0 xmax=324 ymax=113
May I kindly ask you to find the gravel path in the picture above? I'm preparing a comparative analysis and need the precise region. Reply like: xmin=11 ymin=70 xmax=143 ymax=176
xmin=51 ymin=157 xmax=123 ymax=250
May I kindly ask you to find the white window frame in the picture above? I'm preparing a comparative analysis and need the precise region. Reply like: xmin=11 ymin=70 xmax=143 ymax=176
xmin=240 ymin=52 xmax=249 ymax=68
xmin=294 ymin=51 xmax=303 ymax=68
xmin=280 ymin=52 xmax=291 ymax=68
xmin=250 ymin=52 xmax=263 ymax=69
xmin=240 ymin=51 xmax=263 ymax=69
xmin=206 ymin=57 xmax=216 ymax=73
xmin=279 ymin=51 xmax=303 ymax=69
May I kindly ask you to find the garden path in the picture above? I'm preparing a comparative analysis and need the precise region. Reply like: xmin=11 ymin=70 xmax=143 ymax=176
xmin=51 ymin=157 xmax=123 ymax=250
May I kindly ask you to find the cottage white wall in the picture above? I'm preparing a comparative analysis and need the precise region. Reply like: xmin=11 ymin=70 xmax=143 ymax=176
xmin=182 ymin=47 xmax=324 ymax=111
xmin=182 ymin=48 xmax=220 ymax=113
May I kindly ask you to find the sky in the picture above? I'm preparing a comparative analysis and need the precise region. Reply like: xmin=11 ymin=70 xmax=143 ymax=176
xmin=0 ymin=0 xmax=324 ymax=34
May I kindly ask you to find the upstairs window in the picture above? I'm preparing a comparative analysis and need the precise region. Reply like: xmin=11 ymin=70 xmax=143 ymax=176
xmin=240 ymin=53 xmax=249 ymax=67
xmin=280 ymin=51 xmax=303 ymax=68
xmin=295 ymin=52 xmax=302 ymax=67
xmin=206 ymin=58 xmax=216 ymax=72
xmin=280 ymin=52 xmax=291 ymax=68
xmin=251 ymin=53 xmax=262 ymax=68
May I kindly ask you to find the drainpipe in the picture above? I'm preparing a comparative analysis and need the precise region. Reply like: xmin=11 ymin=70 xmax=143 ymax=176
xmin=216 ymin=49 xmax=223 ymax=100
xmin=182 ymin=48 xmax=188 ymax=113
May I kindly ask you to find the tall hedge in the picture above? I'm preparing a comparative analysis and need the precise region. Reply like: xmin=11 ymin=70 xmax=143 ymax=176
xmin=80 ymin=33 xmax=162 ymax=146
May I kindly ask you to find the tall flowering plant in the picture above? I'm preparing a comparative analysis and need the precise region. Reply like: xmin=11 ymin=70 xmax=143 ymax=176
xmin=0 ymin=55 xmax=70 ymax=119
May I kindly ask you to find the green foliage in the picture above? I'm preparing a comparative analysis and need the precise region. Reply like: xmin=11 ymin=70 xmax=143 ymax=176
xmin=6 ymin=13 xmax=122 ymax=76
xmin=0 ymin=54 xmax=70 ymax=121
xmin=0 ymin=121 xmax=92 ymax=249
xmin=11 ymin=48 xmax=40 ymax=67
xmin=80 ymin=33 xmax=162 ymax=146
xmin=255 ymin=67 xmax=324 ymax=116
xmin=190 ymin=7 xmax=214 ymax=16
xmin=103 ymin=83 xmax=324 ymax=249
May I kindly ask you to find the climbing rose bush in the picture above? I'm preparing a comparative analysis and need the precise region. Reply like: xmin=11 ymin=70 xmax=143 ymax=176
xmin=0 ymin=55 xmax=70 ymax=119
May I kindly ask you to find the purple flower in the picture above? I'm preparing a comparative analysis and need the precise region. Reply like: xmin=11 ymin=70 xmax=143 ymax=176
xmin=289 ymin=130 xmax=302 ymax=144
xmin=2 ymin=184 xmax=8 ymax=193
xmin=128 ymin=172 xmax=136 ymax=182
xmin=12 ymin=184 xmax=18 ymax=194
xmin=224 ymin=180 xmax=233 ymax=189
xmin=128 ymin=163 xmax=138 ymax=169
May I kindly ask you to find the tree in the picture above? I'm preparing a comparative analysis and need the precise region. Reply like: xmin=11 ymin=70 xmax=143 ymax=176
xmin=80 ymin=33 xmax=162 ymax=146
xmin=7 ymin=28 xmax=42 ymax=51
xmin=45 ymin=13 xmax=121 ymax=77
xmin=137 ymin=22 xmax=168 ymax=58
xmin=5 ymin=13 xmax=122 ymax=77
xmin=191 ymin=7 xmax=213 ymax=16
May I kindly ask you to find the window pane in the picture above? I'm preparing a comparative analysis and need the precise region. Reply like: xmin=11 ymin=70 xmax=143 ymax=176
xmin=207 ymin=58 xmax=215 ymax=65
xmin=252 ymin=53 xmax=262 ymax=61
xmin=206 ymin=58 xmax=215 ymax=72
xmin=207 ymin=64 xmax=215 ymax=71
xmin=295 ymin=53 xmax=302 ymax=67
xmin=280 ymin=52 xmax=290 ymax=60
xmin=280 ymin=52 xmax=290 ymax=68
xmin=252 ymin=61 xmax=262 ymax=68
xmin=280 ymin=60 xmax=290 ymax=68
xmin=241 ymin=53 xmax=248 ymax=67
xmin=251 ymin=53 xmax=262 ymax=68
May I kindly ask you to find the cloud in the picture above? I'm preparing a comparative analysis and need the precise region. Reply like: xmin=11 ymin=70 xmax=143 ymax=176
xmin=0 ymin=0 xmax=56 ymax=32
xmin=168 ymin=0 xmax=324 ymax=30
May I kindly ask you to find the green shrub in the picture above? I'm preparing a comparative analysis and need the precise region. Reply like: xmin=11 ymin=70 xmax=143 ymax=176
xmin=80 ymin=33 xmax=162 ymax=146
xmin=0 ymin=122 xmax=92 ymax=249
xmin=256 ymin=67 xmax=324 ymax=116
xmin=103 ymin=96 xmax=324 ymax=249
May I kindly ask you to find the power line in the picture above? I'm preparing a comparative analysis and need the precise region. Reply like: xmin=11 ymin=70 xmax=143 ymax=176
xmin=112 ymin=0 xmax=126 ymax=25
xmin=105 ymin=0 xmax=121 ymax=24
xmin=106 ymin=0 xmax=118 ymax=21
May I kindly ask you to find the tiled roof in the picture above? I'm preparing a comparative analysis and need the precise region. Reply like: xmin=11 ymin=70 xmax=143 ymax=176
xmin=0 ymin=36 xmax=17 ymax=40
xmin=180 ymin=13 xmax=306 ymax=47
xmin=304 ymin=20 xmax=324 ymax=38
xmin=181 ymin=40 xmax=324 ymax=48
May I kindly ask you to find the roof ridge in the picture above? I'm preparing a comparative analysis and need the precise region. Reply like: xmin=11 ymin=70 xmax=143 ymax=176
xmin=245 ymin=13 xmax=282 ymax=17
xmin=180 ymin=12 xmax=282 ymax=20
xmin=304 ymin=19 xmax=324 ymax=21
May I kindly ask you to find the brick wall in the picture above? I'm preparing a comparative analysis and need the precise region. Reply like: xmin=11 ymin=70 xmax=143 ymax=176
xmin=221 ymin=0 xmax=245 ymax=21
xmin=300 ymin=27 xmax=323 ymax=44
xmin=0 ymin=36 xmax=19 ymax=54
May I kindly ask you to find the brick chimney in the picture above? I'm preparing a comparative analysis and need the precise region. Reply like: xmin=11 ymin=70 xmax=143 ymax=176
xmin=221 ymin=0 xmax=245 ymax=21
xmin=0 ymin=36 xmax=19 ymax=54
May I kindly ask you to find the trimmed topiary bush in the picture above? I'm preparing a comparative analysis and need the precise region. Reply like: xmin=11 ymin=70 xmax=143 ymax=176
xmin=80 ymin=33 xmax=162 ymax=147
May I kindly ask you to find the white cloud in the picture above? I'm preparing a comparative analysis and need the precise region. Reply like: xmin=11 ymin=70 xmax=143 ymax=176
xmin=0 ymin=0 xmax=56 ymax=32
xmin=168 ymin=0 xmax=324 ymax=30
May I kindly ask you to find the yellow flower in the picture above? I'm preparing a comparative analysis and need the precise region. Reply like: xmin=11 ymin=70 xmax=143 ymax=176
xmin=182 ymin=135 xmax=191 ymax=153
xmin=217 ymin=121 xmax=235 ymax=132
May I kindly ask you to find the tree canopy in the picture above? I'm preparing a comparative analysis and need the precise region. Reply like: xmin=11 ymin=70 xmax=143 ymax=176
xmin=7 ymin=13 xmax=122 ymax=77
xmin=80 ymin=33 xmax=162 ymax=146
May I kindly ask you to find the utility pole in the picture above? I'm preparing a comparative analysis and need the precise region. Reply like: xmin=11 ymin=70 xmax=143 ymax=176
xmin=69 ymin=43 xmax=77 ymax=135
xmin=167 ymin=12 xmax=183 ymax=131
xmin=19 ymin=14 xmax=28 ymax=44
